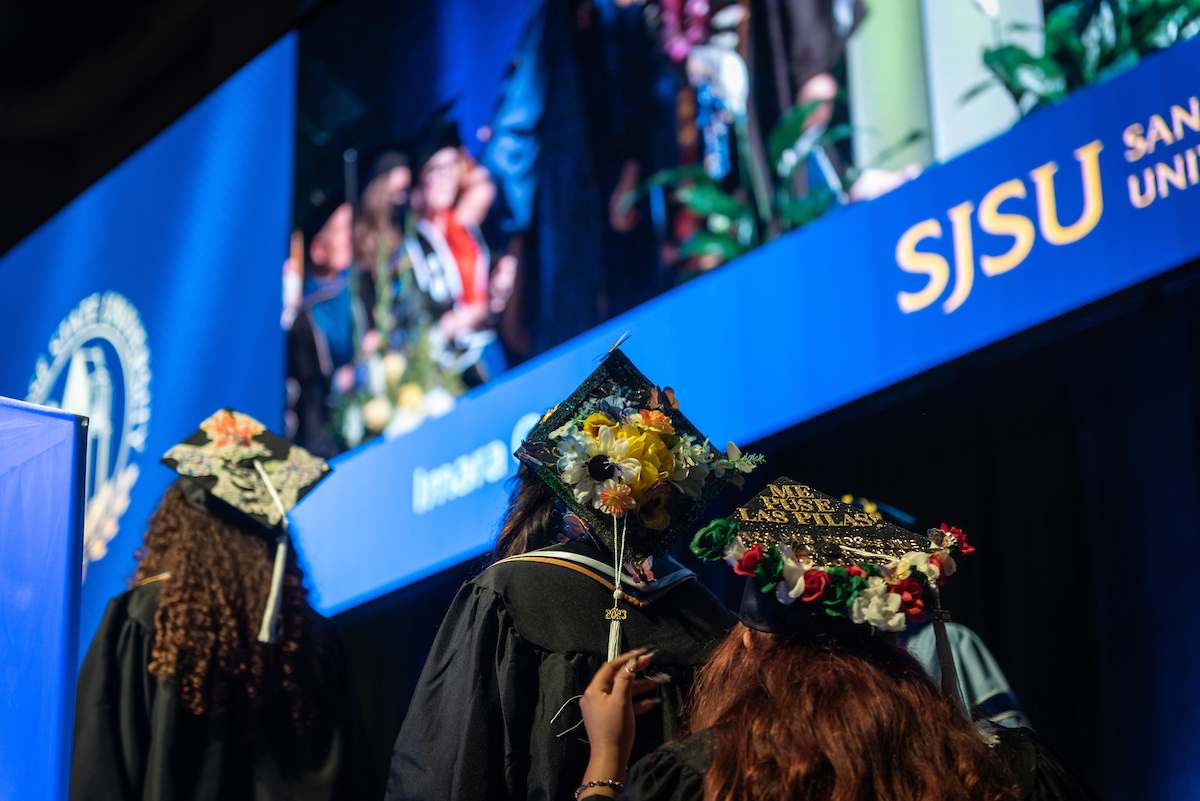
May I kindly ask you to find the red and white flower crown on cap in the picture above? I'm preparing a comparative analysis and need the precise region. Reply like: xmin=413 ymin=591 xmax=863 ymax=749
xmin=692 ymin=478 xmax=973 ymax=632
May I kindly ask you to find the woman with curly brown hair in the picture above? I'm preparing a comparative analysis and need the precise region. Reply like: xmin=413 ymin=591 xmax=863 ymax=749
xmin=70 ymin=409 xmax=378 ymax=801
xmin=575 ymin=479 xmax=1098 ymax=801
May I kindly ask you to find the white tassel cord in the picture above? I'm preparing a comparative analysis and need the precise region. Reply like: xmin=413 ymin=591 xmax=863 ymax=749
xmin=253 ymin=460 xmax=290 ymax=644
xmin=550 ymin=694 xmax=587 ymax=738
xmin=607 ymin=515 xmax=629 ymax=661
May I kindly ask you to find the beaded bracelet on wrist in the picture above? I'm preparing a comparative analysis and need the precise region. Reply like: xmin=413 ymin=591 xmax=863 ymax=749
xmin=575 ymin=779 xmax=624 ymax=799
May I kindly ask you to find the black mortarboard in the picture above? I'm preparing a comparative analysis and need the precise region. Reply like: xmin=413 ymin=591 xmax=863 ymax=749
xmin=515 ymin=348 xmax=761 ymax=563
xmin=691 ymin=476 xmax=977 ymax=716
xmin=410 ymin=115 xmax=462 ymax=175
xmin=161 ymin=409 xmax=330 ymax=643
xmin=162 ymin=408 xmax=330 ymax=531
xmin=298 ymin=184 xmax=347 ymax=246
xmin=357 ymin=141 xmax=411 ymax=189
xmin=690 ymin=478 xmax=973 ymax=632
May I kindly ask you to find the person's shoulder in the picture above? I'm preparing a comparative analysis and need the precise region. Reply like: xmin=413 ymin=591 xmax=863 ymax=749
xmin=669 ymin=728 xmax=718 ymax=774
xmin=668 ymin=576 xmax=737 ymax=622
xmin=111 ymin=580 xmax=162 ymax=634
xmin=624 ymin=730 xmax=715 ymax=800
xmin=473 ymin=544 xmax=587 ymax=594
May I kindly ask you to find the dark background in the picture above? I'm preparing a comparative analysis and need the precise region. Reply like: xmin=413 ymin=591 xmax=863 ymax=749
xmin=337 ymin=257 xmax=1200 ymax=800
xmin=0 ymin=0 xmax=313 ymax=255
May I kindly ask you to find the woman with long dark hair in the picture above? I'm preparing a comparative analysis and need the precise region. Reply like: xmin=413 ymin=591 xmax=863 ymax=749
xmin=386 ymin=349 xmax=760 ymax=801
xmin=70 ymin=409 xmax=377 ymax=801
xmin=576 ymin=479 xmax=1097 ymax=800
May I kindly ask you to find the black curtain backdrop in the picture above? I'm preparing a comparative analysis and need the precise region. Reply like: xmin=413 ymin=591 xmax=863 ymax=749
xmin=335 ymin=261 xmax=1200 ymax=799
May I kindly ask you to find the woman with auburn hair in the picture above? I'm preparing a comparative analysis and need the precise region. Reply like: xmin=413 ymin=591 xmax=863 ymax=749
xmin=70 ymin=409 xmax=377 ymax=801
xmin=575 ymin=479 xmax=1097 ymax=801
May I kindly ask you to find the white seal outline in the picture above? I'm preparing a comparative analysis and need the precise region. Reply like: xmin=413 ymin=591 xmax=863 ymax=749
xmin=26 ymin=292 xmax=152 ymax=574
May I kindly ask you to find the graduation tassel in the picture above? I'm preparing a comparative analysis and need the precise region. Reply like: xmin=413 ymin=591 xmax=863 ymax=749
xmin=606 ymin=515 xmax=629 ymax=661
xmin=607 ymin=606 xmax=622 ymax=661
xmin=928 ymin=584 xmax=969 ymax=720
xmin=258 ymin=537 xmax=288 ymax=644
xmin=253 ymin=460 xmax=290 ymax=644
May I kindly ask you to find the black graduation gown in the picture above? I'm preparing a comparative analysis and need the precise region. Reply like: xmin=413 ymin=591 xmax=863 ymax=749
xmin=386 ymin=540 xmax=737 ymax=801
xmin=618 ymin=727 xmax=1100 ymax=800
xmin=70 ymin=582 xmax=379 ymax=801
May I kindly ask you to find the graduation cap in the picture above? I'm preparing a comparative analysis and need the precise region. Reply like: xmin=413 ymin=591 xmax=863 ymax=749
xmin=514 ymin=345 xmax=761 ymax=658
xmin=410 ymin=115 xmax=462 ymax=176
xmin=516 ymin=347 xmax=761 ymax=561
xmin=298 ymin=184 xmax=348 ymax=247
xmin=690 ymin=477 xmax=976 ymax=715
xmin=161 ymin=408 xmax=330 ymax=643
xmin=359 ymin=143 xmax=411 ymax=189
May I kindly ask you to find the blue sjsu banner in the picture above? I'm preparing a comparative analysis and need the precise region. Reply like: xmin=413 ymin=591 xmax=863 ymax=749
xmin=0 ymin=36 xmax=297 ymax=656
xmin=292 ymin=35 xmax=1200 ymax=615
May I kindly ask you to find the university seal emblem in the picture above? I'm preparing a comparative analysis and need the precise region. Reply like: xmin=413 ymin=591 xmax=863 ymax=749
xmin=26 ymin=292 xmax=152 ymax=576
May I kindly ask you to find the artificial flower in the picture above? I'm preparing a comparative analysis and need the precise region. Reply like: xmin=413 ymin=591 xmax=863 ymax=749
xmin=397 ymin=382 xmax=424 ymax=410
xmin=672 ymin=433 xmax=708 ymax=467
xmin=848 ymin=565 xmax=869 ymax=579
xmin=599 ymin=394 xmax=636 ymax=422
xmin=777 ymin=545 xmax=815 ymax=604
xmin=754 ymin=542 xmax=784 ymax=591
xmin=621 ymin=429 xmax=673 ymax=495
xmin=881 ymin=557 xmax=910 ymax=583
xmin=597 ymin=479 xmax=637 ymax=517
xmin=820 ymin=566 xmax=869 ymax=616
xmin=637 ymin=409 xmax=675 ymax=434
xmin=902 ymin=551 xmax=942 ymax=586
xmin=799 ymin=568 xmax=830 ymax=603
xmin=931 ymin=552 xmax=956 ymax=582
xmin=723 ymin=535 xmax=747 ymax=568
xmin=561 ymin=425 xmax=642 ymax=506
xmin=362 ymin=397 xmax=392 ymax=432
xmin=594 ymin=425 xmax=644 ymax=480
xmin=636 ymin=495 xmax=672 ymax=530
xmin=691 ymin=519 xmax=739 ymax=560
xmin=712 ymin=442 xmax=763 ymax=488
xmin=550 ymin=421 xmax=580 ymax=440
xmin=583 ymin=412 xmax=617 ymax=439
xmin=668 ymin=460 xmax=710 ymax=498
xmin=383 ymin=351 xmax=407 ymax=385
xmin=734 ymin=543 xmax=764 ymax=576
xmin=555 ymin=431 xmax=592 ymax=470
xmin=710 ymin=450 xmax=734 ymax=478
xmin=889 ymin=578 xmax=927 ymax=622
xmin=940 ymin=523 xmax=975 ymax=556
xmin=849 ymin=576 xmax=907 ymax=631
xmin=200 ymin=409 xmax=266 ymax=452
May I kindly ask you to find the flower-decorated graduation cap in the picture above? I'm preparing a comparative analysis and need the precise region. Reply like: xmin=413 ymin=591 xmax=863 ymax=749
xmin=691 ymin=477 xmax=975 ymax=715
xmin=161 ymin=408 xmax=330 ymax=643
xmin=515 ymin=346 xmax=761 ymax=657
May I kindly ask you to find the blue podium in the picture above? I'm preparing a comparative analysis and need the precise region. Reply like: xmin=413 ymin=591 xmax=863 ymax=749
xmin=0 ymin=397 xmax=88 ymax=801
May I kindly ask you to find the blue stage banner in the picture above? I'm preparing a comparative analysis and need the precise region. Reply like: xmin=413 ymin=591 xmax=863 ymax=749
xmin=292 ymin=35 xmax=1200 ymax=616
xmin=0 ymin=35 xmax=297 ymax=658
xmin=0 ymin=398 xmax=87 ymax=801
